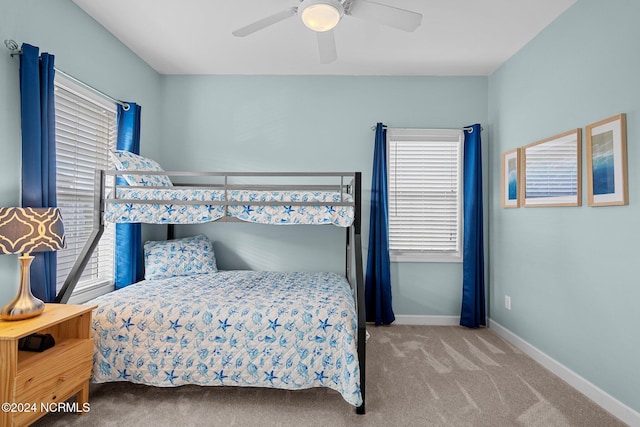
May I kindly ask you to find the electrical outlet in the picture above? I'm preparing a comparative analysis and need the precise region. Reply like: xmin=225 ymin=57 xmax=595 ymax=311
xmin=505 ymin=295 xmax=511 ymax=311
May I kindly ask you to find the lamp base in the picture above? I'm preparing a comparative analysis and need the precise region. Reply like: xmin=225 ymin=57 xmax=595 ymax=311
xmin=0 ymin=255 xmax=45 ymax=321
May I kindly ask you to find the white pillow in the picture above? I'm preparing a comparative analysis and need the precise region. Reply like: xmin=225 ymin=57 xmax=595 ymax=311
xmin=144 ymin=234 xmax=218 ymax=280
xmin=110 ymin=150 xmax=173 ymax=187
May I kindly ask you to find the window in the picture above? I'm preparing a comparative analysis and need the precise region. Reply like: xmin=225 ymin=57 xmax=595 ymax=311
xmin=387 ymin=128 xmax=463 ymax=262
xmin=54 ymin=75 xmax=116 ymax=299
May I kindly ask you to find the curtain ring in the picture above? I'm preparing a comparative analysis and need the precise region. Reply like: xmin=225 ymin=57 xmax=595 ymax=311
xmin=122 ymin=103 xmax=130 ymax=111
xmin=4 ymin=39 xmax=19 ymax=51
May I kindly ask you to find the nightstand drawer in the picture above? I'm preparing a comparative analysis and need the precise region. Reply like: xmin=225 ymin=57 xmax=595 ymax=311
xmin=15 ymin=338 xmax=93 ymax=402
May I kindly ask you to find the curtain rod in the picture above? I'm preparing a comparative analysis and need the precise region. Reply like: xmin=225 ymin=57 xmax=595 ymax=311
xmin=4 ymin=39 xmax=129 ymax=111
xmin=372 ymin=124 xmax=483 ymax=132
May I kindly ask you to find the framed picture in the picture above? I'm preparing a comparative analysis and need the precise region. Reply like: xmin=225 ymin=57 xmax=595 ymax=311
xmin=585 ymin=113 xmax=628 ymax=206
xmin=521 ymin=129 xmax=582 ymax=207
xmin=501 ymin=148 xmax=520 ymax=208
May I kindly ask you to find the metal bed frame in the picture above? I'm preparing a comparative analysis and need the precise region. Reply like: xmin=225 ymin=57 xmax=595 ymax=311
xmin=54 ymin=170 xmax=367 ymax=414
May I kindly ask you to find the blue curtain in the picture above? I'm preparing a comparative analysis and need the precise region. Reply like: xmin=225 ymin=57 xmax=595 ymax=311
xmin=115 ymin=103 xmax=143 ymax=290
xmin=365 ymin=123 xmax=395 ymax=325
xmin=19 ymin=43 xmax=57 ymax=302
xmin=460 ymin=124 xmax=486 ymax=328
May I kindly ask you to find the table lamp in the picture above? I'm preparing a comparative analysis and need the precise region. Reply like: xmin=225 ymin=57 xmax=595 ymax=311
xmin=0 ymin=207 xmax=65 ymax=321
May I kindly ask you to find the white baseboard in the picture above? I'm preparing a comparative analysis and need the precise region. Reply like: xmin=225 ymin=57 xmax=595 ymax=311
xmin=393 ymin=315 xmax=460 ymax=326
xmin=489 ymin=319 xmax=640 ymax=427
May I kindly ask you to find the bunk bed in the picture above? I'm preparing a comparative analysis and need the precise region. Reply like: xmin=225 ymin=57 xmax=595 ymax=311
xmin=55 ymin=167 xmax=366 ymax=414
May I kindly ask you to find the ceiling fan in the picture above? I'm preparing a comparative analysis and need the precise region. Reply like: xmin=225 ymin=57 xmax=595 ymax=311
xmin=232 ymin=0 xmax=422 ymax=64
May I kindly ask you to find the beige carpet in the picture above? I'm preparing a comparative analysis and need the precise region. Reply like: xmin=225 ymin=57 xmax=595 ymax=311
xmin=34 ymin=325 xmax=625 ymax=427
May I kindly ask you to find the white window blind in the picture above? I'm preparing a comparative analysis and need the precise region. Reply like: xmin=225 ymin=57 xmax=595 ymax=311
xmin=387 ymin=128 xmax=463 ymax=262
xmin=54 ymin=75 xmax=115 ymax=294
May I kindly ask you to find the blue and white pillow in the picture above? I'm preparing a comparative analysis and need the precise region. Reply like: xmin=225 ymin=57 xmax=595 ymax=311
xmin=144 ymin=234 xmax=218 ymax=280
xmin=110 ymin=150 xmax=173 ymax=187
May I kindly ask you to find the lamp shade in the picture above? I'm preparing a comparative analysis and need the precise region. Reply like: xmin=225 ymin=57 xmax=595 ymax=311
xmin=0 ymin=207 xmax=65 ymax=255
xmin=299 ymin=0 xmax=344 ymax=32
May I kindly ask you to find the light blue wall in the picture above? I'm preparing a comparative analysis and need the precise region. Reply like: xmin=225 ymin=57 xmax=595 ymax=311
xmin=488 ymin=0 xmax=640 ymax=413
xmin=0 ymin=0 xmax=163 ymax=306
xmin=159 ymin=75 xmax=488 ymax=316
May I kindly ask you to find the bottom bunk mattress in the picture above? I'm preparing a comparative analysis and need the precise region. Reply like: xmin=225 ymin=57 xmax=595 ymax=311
xmin=88 ymin=271 xmax=362 ymax=407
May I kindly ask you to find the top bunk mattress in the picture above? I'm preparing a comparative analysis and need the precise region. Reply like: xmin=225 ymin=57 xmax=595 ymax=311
xmin=104 ymin=188 xmax=354 ymax=227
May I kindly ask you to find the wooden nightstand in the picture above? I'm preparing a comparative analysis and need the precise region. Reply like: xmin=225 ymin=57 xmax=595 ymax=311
xmin=0 ymin=303 xmax=96 ymax=427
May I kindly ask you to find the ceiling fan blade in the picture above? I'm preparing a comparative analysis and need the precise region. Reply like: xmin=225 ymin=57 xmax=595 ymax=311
xmin=232 ymin=8 xmax=298 ymax=37
xmin=347 ymin=0 xmax=422 ymax=32
xmin=317 ymin=30 xmax=337 ymax=64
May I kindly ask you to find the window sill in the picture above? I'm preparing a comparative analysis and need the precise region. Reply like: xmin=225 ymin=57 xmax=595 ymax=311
xmin=66 ymin=280 xmax=114 ymax=304
xmin=390 ymin=254 xmax=462 ymax=263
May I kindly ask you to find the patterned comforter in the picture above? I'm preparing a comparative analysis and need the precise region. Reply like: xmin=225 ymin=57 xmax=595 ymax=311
xmin=88 ymin=271 xmax=362 ymax=407
xmin=103 ymin=188 xmax=354 ymax=227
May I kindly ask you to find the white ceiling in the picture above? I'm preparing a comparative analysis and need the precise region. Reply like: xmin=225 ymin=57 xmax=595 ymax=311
xmin=71 ymin=0 xmax=575 ymax=76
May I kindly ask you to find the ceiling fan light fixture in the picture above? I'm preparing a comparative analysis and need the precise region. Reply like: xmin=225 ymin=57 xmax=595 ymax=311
xmin=299 ymin=0 xmax=344 ymax=32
